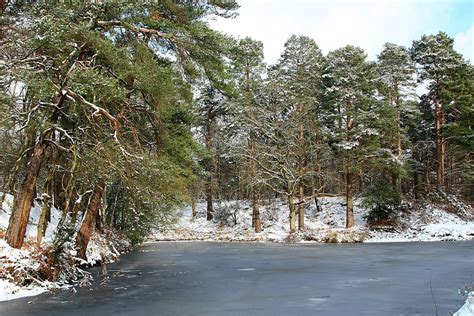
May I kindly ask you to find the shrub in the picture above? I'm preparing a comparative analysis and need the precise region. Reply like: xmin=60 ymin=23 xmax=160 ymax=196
xmin=362 ymin=180 xmax=401 ymax=225
xmin=213 ymin=203 xmax=238 ymax=227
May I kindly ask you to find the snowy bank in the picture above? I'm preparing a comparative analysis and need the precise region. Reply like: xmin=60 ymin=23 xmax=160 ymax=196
xmin=152 ymin=196 xmax=474 ymax=244
xmin=454 ymin=292 xmax=474 ymax=316
xmin=0 ymin=193 xmax=131 ymax=302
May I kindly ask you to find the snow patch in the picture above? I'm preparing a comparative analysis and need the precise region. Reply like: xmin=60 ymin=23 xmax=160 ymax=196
xmin=454 ymin=292 xmax=474 ymax=316
xmin=0 ymin=279 xmax=46 ymax=302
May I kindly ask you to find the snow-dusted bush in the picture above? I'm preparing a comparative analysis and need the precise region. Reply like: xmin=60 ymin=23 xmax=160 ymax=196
xmin=362 ymin=180 xmax=401 ymax=225
xmin=213 ymin=203 xmax=238 ymax=227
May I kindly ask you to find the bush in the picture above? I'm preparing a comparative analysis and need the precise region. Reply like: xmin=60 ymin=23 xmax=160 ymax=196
xmin=362 ymin=180 xmax=401 ymax=225
xmin=213 ymin=203 xmax=238 ymax=227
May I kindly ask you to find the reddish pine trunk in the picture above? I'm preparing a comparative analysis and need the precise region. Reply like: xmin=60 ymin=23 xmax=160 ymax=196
xmin=288 ymin=194 xmax=296 ymax=233
xmin=205 ymin=113 xmax=214 ymax=221
xmin=396 ymin=101 xmax=402 ymax=158
xmin=76 ymin=181 xmax=104 ymax=260
xmin=206 ymin=178 xmax=213 ymax=221
xmin=344 ymin=102 xmax=355 ymax=228
xmin=250 ymin=135 xmax=262 ymax=233
xmin=395 ymin=105 xmax=402 ymax=192
xmin=358 ymin=164 xmax=365 ymax=193
xmin=346 ymin=172 xmax=354 ymax=228
xmin=297 ymin=104 xmax=305 ymax=231
xmin=191 ymin=198 xmax=197 ymax=220
xmin=252 ymin=193 xmax=261 ymax=233
xmin=298 ymin=185 xmax=304 ymax=231
xmin=6 ymin=141 xmax=48 ymax=248
xmin=435 ymin=98 xmax=445 ymax=188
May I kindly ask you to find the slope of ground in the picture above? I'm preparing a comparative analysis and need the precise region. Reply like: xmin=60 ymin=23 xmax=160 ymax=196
xmin=0 ymin=193 xmax=131 ymax=301
xmin=152 ymin=196 xmax=474 ymax=243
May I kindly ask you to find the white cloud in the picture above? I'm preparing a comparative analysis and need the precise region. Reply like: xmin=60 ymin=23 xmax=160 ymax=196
xmin=209 ymin=0 xmax=470 ymax=64
xmin=454 ymin=24 xmax=473 ymax=63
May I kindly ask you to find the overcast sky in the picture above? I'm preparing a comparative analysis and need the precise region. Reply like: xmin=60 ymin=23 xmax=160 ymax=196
xmin=209 ymin=0 xmax=473 ymax=64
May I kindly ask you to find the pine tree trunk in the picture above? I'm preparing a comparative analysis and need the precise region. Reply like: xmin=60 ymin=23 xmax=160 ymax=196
xmin=440 ymin=108 xmax=446 ymax=186
xmin=252 ymin=193 xmax=261 ymax=233
xmin=206 ymin=180 xmax=213 ymax=221
xmin=396 ymin=101 xmax=402 ymax=158
xmin=297 ymin=104 xmax=305 ymax=231
xmin=36 ymin=194 xmax=50 ymax=245
xmin=6 ymin=140 xmax=48 ymax=248
xmin=298 ymin=184 xmax=304 ymax=231
xmin=205 ymin=113 xmax=214 ymax=221
xmin=435 ymin=98 xmax=445 ymax=188
xmin=36 ymin=156 xmax=55 ymax=245
xmin=345 ymin=171 xmax=355 ymax=228
xmin=344 ymin=101 xmax=355 ymax=229
xmin=250 ymin=134 xmax=261 ymax=233
xmin=76 ymin=181 xmax=104 ymax=260
xmin=413 ymin=167 xmax=419 ymax=200
xmin=358 ymin=164 xmax=365 ymax=193
xmin=395 ymin=93 xmax=402 ymax=193
xmin=288 ymin=194 xmax=296 ymax=233
xmin=191 ymin=198 xmax=197 ymax=220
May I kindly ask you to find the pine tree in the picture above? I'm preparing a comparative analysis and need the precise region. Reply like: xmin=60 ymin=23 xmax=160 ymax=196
xmin=440 ymin=62 xmax=474 ymax=197
xmin=231 ymin=37 xmax=266 ymax=232
xmin=410 ymin=32 xmax=466 ymax=189
xmin=323 ymin=46 xmax=379 ymax=228
xmin=376 ymin=43 xmax=416 ymax=191
xmin=273 ymin=35 xmax=324 ymax=231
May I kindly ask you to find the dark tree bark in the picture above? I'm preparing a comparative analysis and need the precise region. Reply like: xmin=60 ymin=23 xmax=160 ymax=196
xmin=6 ymin=140 xmax=48 ymax=248
xmin=76 ymin=181 xmax=104 ymax=260
xmin=288 ymin=194 xmax=296 ymax=233
xmin=435 ymin=98 xmax=445 ymax=188
xmin=250 ymin=133 xmax=261 ymax=233
xmin=345 ymin=171 xmax=355 ymax=228
xmin=191 ymin=198 xmax=197 ymax=220
xmin=297 ymin=184 xmax=304 ymax=230
xmin=296 ymin=102 xmax=305 ymax=231
xmin=206 ymin=186 xmax=213 ymax=221
xmin=205 ymin=112 xmax=215 ymax=221
xmin=344 ymin=102 xmax=355 ymax=229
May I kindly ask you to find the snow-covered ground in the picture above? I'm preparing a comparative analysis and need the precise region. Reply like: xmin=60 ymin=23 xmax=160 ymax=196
xmin=152 ymin=196 xmax=474 ymax=244
xmin=0 ymin=193 xmax=131 ymax=302
xmin=153 ymin=197 xmax=365 ymax=243
xmin=455 ymin=292 xmax=474 ymax=316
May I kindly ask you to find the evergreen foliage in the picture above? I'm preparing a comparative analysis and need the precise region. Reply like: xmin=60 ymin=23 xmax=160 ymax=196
xmin=362 ymin=180 xmax=401 ymax=225
xmin=0 ymin=1 xmax=472 ymax=250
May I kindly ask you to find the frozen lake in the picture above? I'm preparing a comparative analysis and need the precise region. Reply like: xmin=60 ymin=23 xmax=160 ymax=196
xmin=1 ymin=241 xmax=473 ymax=315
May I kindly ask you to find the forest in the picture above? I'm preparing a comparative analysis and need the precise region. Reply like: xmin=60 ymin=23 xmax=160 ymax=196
xmin=0 ymin=1 xmax=472 ymax=262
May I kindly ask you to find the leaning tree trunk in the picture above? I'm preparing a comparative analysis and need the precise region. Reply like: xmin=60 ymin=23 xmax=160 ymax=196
xmin=345 ymin=171 xmax=355 ymax=229
xmin=76 ymin=181 xmax=104 ymax=260
xmin=6 ymin=140 xmax=48 ymax=248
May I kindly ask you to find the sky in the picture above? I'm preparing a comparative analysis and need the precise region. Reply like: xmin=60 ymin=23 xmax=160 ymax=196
xmin=209 ymin=0 xmax=473 ymax=64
